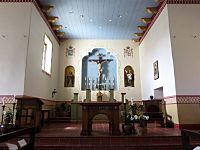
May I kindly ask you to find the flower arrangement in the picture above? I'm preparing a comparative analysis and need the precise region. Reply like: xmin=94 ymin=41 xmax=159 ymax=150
xmin=128 ymin=102 xmax=149 ymax=127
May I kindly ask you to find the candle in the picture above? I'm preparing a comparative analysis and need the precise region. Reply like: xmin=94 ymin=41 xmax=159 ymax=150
xmin=131 ymin=98 xmax=134 ymax=106
xmin=2 ymin=99 xmax=5 ymax=106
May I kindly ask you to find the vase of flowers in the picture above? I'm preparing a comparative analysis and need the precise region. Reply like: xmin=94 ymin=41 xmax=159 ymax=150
xmin=139 ymin=115 xmax=149 ymax=127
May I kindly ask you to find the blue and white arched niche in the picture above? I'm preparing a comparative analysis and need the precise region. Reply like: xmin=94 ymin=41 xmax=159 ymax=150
xmin=81 ymin=48 xmax=117 ymax=91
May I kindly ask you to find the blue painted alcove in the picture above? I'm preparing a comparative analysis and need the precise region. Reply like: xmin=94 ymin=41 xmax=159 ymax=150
xmin=81 ymin=48 xmax=117 ymax=91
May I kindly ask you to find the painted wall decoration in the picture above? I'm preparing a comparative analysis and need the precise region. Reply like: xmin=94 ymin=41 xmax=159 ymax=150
xmin=64 ymin=66 xmax=75 ymax=87
xmin=66 ymin=46 xmax=75 ymax=56
xmin=153 ymin=60 xmax=159 ymax=80
xmin=81 ymin=48 xmax=117 ymax=91
xmin=124 ymin=66 xmax=134 ymax=87
xmin=124 ymin=46 xmax=133 ymax=57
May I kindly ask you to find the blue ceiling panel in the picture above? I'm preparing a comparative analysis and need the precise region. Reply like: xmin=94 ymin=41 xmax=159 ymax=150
xmin=39 ymin=0 xmax=158 ymax=39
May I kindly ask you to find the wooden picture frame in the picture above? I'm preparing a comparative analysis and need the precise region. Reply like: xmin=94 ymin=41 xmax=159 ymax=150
xmin=153 ymin=60 xmax=159 ymax=80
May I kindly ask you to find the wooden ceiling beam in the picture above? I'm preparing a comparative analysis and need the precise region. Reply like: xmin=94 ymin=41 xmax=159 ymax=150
xmin=133 ymin=38 xmax=140 ymax=43
xmin=141 ymin=18 xmax=152 ymax=24
xmin=52 ymin=25 xmax=63 ymax=31
xmin=56 ymin=32 xmax=65 ymax=37
xmin=134 ymin=33 xmax=143 ymax=37
xmin=146 ymin=7 xmax=158 ymax=14
xmin=47 ymin=16 xmax=59 ymax=23
xmin=137 ymin=26 xmax=147 ymax=31
xmin=59 ymin=38 xmax=68 ymax=42
xmin=42 ymin=5 xmax=54 ymax=13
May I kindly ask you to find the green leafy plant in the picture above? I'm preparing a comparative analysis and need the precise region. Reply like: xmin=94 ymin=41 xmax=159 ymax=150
xmin=4 ymin=110 xmax=13 ymax=124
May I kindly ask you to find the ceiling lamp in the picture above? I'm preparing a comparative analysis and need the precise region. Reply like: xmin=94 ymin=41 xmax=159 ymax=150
xmin=146 ymin=7 xmax=158 ymax=14
xmin=52 ymin=25 xmax=63 ymax=31
xmin=141 ymin=18 xmax=152 ymax=24
xmin=48 ymin=16 xmax=59 ymax=23
xmin=134 ymin=33 xmax=143 ymax=37
xmin=133 ymin=38 xmax=140 ymax=43
xmin=42 ymin=5 xmax=54 ymax=13
xmin=137 ymin=26 xmax=147 ymax=31
xmin=56 ymin=32 xmax=65 ymax=37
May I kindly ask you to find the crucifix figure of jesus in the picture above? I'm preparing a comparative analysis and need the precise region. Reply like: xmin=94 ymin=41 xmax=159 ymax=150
xmin=89 ymin=53 xmax=113 ymax=90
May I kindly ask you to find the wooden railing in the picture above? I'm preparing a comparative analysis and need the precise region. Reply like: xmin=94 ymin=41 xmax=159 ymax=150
xmin=0 ymin=127 xmax=35 ymax=150
xmin=181 ymin=129 xmax=200 ymax=150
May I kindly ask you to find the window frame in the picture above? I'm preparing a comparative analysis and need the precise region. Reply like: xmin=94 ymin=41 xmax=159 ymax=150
xmin=42 ymin=33 xmax=53 ymax=76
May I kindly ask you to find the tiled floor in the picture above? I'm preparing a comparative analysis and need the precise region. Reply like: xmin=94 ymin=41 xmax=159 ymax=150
xmin=36 ymin=122 xmax=181 ymax=137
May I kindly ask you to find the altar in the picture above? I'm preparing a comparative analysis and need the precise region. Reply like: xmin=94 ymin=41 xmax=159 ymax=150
xmin=79 ymin=102 xmax=122 ymax=136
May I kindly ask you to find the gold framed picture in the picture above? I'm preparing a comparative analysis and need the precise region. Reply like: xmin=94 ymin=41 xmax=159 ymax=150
xmin=153 ymin=60 xmax=159 ymax=80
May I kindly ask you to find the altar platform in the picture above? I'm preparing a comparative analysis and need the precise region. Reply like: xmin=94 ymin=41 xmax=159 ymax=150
xmin=34 ymin=122 xmax=186 ymax=150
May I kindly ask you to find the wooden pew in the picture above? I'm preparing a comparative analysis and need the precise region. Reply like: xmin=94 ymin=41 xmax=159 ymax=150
xmin=181 ymin=129 xmax=200 ymax=150
xmin=142 ymin=99 xmax=165 ymax=127
xmin=0 ymin=127 xmax=35 ymax=150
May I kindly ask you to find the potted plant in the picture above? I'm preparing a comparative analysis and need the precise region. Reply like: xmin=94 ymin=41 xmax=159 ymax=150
xmin=55 ymin=102 xmax=71 ymax=117
xmin=4 ymin=110 xmax=13 ymax=124
xmin=129 ymin=102 xmax=149 ymax=128
xmin=121 ymin=100 xmax=135 ymax=135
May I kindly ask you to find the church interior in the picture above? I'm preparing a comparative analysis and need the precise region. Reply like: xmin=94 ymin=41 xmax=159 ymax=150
xmin=0 ymin=0 xmax=200 ymax=149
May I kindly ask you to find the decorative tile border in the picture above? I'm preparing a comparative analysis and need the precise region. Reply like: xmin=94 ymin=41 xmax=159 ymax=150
xmin=167 ymin=0 xmax=200 ymax=4
xmin=0 ymin=95 xmax=16 ymax=103
xmin=164 ymin=95 xmax=200 ymax=104
xmin=0 ymin=0 xmax=32 ymax=2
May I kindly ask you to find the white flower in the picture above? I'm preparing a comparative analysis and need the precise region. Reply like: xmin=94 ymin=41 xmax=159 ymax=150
xmin=134 ymin=115 xmax=138 ymax=120
xmin=3 ymin=111 xmax=6 ymax=115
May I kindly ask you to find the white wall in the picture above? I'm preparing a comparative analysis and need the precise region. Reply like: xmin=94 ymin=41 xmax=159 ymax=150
xmin=0 ymin=3 xmax=31 ymax=95
xmin=24 ymin=4 xmax=60 ymax=99
xmin=168 ymin=4 xmax=200 ymax=95
xmin=139 ymin=6 xmax=176 ymax=99
xmin=58 ymin=40 xmax=141 ymax=101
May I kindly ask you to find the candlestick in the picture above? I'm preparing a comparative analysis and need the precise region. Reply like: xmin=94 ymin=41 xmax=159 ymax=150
xmin=131 ymin=98 xmax=134 ymax=106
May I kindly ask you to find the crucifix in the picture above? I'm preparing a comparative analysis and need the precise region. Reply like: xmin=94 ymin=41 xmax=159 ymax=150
xmin=89 ymin=53 xmax=113 ymax=90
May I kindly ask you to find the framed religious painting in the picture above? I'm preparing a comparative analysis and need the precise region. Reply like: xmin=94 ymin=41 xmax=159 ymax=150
xmin=153 ymin=60 xmax=159 ymax=80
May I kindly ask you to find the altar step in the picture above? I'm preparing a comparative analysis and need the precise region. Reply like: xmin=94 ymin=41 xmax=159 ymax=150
xmin=49 ymin=117 xmax=71 ymax=123
xmin=35 ymin=136 xmax=185 ymax=150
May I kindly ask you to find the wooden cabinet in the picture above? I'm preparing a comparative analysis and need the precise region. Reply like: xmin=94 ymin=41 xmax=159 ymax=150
xmin=15 ymin=97 xmax=43 ymax=132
